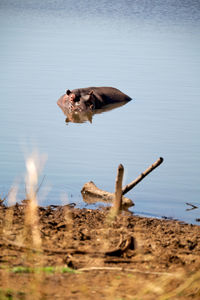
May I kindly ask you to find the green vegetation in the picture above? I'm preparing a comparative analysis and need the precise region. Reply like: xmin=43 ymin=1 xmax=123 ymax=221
xmin=10 ymin=266 xmax=78 ymax=274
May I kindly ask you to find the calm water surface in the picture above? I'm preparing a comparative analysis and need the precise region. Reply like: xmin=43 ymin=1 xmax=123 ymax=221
xmin=0 ymin=1 xmax=200 ymax=224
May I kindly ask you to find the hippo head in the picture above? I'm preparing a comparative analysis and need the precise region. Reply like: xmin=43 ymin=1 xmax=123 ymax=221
xmin=57 ymin=86 xmax=132 ymax=124
xmin=57 ymin=89 xmax=95 ymax=113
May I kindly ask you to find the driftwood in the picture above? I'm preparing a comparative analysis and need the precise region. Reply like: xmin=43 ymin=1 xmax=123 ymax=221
xmin=81 ymin=181 xmax=133 ymax=208
xmin=81 ymin=157 xmax=164 ymax=207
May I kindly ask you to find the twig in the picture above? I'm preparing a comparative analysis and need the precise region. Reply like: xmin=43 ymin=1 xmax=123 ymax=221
xmin=78 ymin=266 xmax=173 ymax=276
xmin=0 ymin=187 xmax=15 ymax=204
xmin=1 ymin=235 xmax=135 ymax=257
xmin=36 ymin=175 xmax=46 ymax=195
xmin=0 ymin=239 xmax=88 ymax=255
xmin=186 ymin=202 xmax=198 ymax=210
xmin=122 ymin=157 xmax=164 ymax=195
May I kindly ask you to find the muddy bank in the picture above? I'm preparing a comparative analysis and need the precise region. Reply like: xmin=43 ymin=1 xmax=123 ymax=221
xmin=0 ymin=203 xmax=200 ymax=299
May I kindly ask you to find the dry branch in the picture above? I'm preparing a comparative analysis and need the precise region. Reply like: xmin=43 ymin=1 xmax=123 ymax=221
xmin=78 ymin=266 xmax=173 ymax=276
xmin=186 ymin=202 xmax=198 ymax=211
xmin=113 ymin=164 xmax=124 ymax=214
xmin=81 ymin=157 xmax=164 ymax=206
xmin=122 ymin=157 xmax=164 ymax=195
xmin=0 ymin=238 xmax=92 ymax=255
xmin=1 ymin=235 xmax=135 ymax=258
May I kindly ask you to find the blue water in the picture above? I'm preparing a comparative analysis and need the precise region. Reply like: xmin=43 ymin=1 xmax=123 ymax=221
xmin=0 ymin=0 xmax=200 ymax=224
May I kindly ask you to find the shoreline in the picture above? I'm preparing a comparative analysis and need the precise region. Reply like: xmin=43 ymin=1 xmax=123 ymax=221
xmin=1 ymin=202 xmax=200 ymax=299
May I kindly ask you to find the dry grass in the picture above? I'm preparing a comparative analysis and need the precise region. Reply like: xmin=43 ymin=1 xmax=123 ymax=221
xmin=1 ymin=153 xmax=45 ymax=299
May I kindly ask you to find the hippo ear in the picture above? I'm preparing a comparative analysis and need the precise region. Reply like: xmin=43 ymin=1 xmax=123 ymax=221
xmin=66 ymin=89 xmax=71 ymax=95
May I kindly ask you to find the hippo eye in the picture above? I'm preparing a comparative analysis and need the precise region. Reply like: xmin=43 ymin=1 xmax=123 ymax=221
xmin=70 ymin=93 xmax=76 ymax=102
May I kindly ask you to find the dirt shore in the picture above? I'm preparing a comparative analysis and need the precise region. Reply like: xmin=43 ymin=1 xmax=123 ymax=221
xmin=0 ymin=202 xmax=200 ymax=299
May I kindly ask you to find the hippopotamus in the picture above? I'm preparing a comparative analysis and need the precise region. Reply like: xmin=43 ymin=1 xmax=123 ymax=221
xmin=57 ymin=86 xmax=132 ymax=123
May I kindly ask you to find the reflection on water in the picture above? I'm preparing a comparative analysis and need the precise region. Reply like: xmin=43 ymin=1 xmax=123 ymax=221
xmin=0 ymin=1 xmax=200 ymax=224
xmin=58 ymin=101 xmax=130 ymax=124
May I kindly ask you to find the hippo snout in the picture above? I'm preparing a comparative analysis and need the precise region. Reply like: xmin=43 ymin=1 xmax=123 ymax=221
xmin=57 ymin=94 xmax=67 ymax=108
xmin=57 ymin=94 xmax=86 ymax=113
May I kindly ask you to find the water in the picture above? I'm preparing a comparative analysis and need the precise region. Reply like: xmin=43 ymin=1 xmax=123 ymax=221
xmin=0 ymin=0 xmax=200 ymax=224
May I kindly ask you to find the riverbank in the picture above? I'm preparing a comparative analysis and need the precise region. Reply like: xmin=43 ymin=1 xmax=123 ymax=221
xmin=0 ymin=202 xmax=200 ymax=299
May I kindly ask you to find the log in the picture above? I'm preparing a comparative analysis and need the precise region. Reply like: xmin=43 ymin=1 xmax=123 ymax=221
xmin=122 ymin=157 xmax=164 ymax=195
xmin=81 ymin=181 xmax=134 ymax=208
